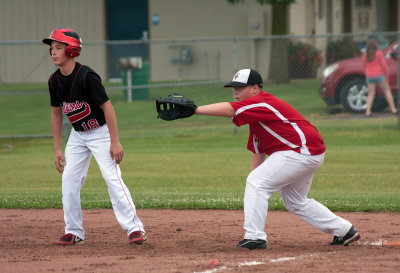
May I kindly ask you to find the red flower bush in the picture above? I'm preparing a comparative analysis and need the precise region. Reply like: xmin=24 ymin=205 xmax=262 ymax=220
xmin=288 ymin=41 xmax=322 ymax=78
xmin=326 ymin=38 xmax=361 ymax=65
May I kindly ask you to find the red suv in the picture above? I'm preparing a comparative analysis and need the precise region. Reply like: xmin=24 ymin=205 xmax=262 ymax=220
xmin=319 ymin=41 xmax=398 ymax=113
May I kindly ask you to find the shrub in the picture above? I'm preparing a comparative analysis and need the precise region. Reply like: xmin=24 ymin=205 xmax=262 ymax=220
xmin=326 ymin=38 xmax=362 ymax=65
xmin=287 ymin=40 xmax=322 ymax=78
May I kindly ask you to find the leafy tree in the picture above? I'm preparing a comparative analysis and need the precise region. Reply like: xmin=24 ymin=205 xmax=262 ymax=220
xmin=228 ymin=0 xmax=295 ymax=83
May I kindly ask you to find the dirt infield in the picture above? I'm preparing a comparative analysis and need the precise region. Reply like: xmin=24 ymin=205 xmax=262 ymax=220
xmin=1 ymin=209 xmax=399 ymax=273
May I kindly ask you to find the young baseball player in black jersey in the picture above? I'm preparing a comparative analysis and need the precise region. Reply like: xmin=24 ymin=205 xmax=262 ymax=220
xmin=43 ymin=27 xmax=146 ymax=245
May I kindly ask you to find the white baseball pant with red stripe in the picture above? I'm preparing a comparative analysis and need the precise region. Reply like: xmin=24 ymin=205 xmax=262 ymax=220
xmin=62 ymin=124 xmax=144 ymax=239
xmin=243 ymin=150 xmax=352 ymax=241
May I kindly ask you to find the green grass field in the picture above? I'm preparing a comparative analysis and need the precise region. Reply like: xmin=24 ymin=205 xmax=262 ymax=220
xmin=0 ymin=80 xmax=399 ymax=211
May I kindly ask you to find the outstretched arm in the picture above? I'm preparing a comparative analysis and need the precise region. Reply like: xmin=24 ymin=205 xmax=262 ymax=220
xmin=194 ymin=102 xmax=235 ymax=118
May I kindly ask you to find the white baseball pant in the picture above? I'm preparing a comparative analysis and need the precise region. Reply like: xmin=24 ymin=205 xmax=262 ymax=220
xmin=62 ymin=125 xmax=144 ymax=239
xmin=243 ymin=150 xmax=352 ymax=241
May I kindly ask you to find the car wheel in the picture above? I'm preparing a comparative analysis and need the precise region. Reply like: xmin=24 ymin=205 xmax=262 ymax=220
xmin=340 ymin=79 xmax=368 ymax=113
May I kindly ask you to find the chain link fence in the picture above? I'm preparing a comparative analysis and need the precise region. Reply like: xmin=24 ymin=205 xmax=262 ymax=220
xmin=1 ymin=32 xmax=400 ymax=138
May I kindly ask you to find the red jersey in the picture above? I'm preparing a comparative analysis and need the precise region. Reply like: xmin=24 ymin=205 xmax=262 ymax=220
xmin=229 ymin=92 xmax=326 ymax=156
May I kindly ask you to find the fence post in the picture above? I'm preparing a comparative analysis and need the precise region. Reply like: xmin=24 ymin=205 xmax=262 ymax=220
xmin=397 ymin=39 xmax=400 ymax=130
xmin=126 ymin=69 xmax=133 ymax=103
xmin=232 ymin=38 xmax=238 ymax=134
xmin=233 ymin=38 xmax=238 ymax=73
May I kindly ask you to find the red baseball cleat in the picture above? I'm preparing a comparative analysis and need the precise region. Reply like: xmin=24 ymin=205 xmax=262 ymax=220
xmin=129 ymin=231 xmax=147 ymax=245
xmin=57 ymin=233 xmax=84 ymax=245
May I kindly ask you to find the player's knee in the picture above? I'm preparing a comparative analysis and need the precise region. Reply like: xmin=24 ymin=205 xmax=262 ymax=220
xmin=62 ymin=170 xmax=78 ymax=182
xmin=101 ymin=172 xmax=119 ymax=185
xmin=246 ymin=174 xmax=262 ymax=190
xmin=246 ymin=172 xmax=275 ymax=197
xmin=101 ymin=173 xmax=112 ymax=183
xmin=283 ymin=200 xmax=300 ymax=212
xmin=282 ymin=196 xmax=311 ymax=212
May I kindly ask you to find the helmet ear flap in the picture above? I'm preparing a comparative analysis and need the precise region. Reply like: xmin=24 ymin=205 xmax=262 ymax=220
xmin=65 ymin=46 xmax=81 ymax=57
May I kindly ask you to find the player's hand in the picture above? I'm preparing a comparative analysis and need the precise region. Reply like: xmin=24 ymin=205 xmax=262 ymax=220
xmin=110 ymin=142 xmax=124 ymax=164
xmin=54 ymin=151 xmax=65 ymax=173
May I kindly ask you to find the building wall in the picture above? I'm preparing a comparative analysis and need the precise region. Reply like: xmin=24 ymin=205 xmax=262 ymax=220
xmin=148 ymin=0 xmax=271 ymax=82
xmin=0 ymin=0 xmax=107 ymax=83
xmin=395 ymin=0 xmax=400 ymax=29
xmin=288 ymin=0 xmax=399 ymax=37
xmin=289 ymin=0 xmax=312 ymax=36
xmin=352 ymin=0 xmax=376 ymax=33
xmin=1 ymin=0 xmax=399 ymax=83
xmin=330 ymin=0 xmax=344 ymax=34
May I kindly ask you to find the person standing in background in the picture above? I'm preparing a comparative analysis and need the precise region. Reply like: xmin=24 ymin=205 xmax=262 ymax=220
xmin=363 ymin=39 xmax=397 ymax=117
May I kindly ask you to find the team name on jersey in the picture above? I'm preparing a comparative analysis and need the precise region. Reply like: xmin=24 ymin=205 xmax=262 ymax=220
xmin=62 ymin=101 xmax=91 ymax=123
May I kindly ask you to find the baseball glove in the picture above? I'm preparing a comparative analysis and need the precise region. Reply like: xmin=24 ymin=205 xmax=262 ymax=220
xmin=156 ymin=93 xmax=197 ymax=121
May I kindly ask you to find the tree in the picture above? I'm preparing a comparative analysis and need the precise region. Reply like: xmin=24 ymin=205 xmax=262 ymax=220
xmin=227 ymin=0 xmax=295 ymax=83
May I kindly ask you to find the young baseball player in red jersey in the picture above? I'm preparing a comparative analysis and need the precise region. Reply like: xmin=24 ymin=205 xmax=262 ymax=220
xmin=43 ymin=27 xmax=146 ymax=245
xmin=194 ymin=68 xmax=360 ymax=250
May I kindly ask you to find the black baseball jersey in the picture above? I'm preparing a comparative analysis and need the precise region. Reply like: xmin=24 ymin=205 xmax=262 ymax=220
xmin=48 ymin=62 xmax=109 ymax=131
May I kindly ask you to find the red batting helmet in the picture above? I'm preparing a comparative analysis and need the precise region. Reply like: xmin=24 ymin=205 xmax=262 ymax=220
xmin=42 ymin=28 xmax=82 ymax=57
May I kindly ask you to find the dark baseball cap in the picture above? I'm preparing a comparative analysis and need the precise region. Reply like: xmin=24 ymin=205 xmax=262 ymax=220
xmin=224 ymin=68 xmax=263 ymax=88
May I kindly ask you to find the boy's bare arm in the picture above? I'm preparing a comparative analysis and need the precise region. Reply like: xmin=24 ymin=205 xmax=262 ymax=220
xmin=51 ymin=106 xmax=65 ymax=173
xmin=195 ymin=102 xmax=235 ymax=118
xmin=252 ymin=153 xmax=266 ymax=170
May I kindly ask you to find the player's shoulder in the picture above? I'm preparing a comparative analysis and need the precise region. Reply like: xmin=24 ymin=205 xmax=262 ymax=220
xmin=48 ymin=68 xmax=61 ymax=90
xmin=76 ymin=64 xmax=104 ymax=90
xmin=78 ymin=63 xmax=100 ymax=78
xmin=248 ymin=91 xmax=272 ymax=103
xmin=48 ymin=68 xmax=60 ymax=80
xmin=77 ymin=63 xmax=95 ymax=74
